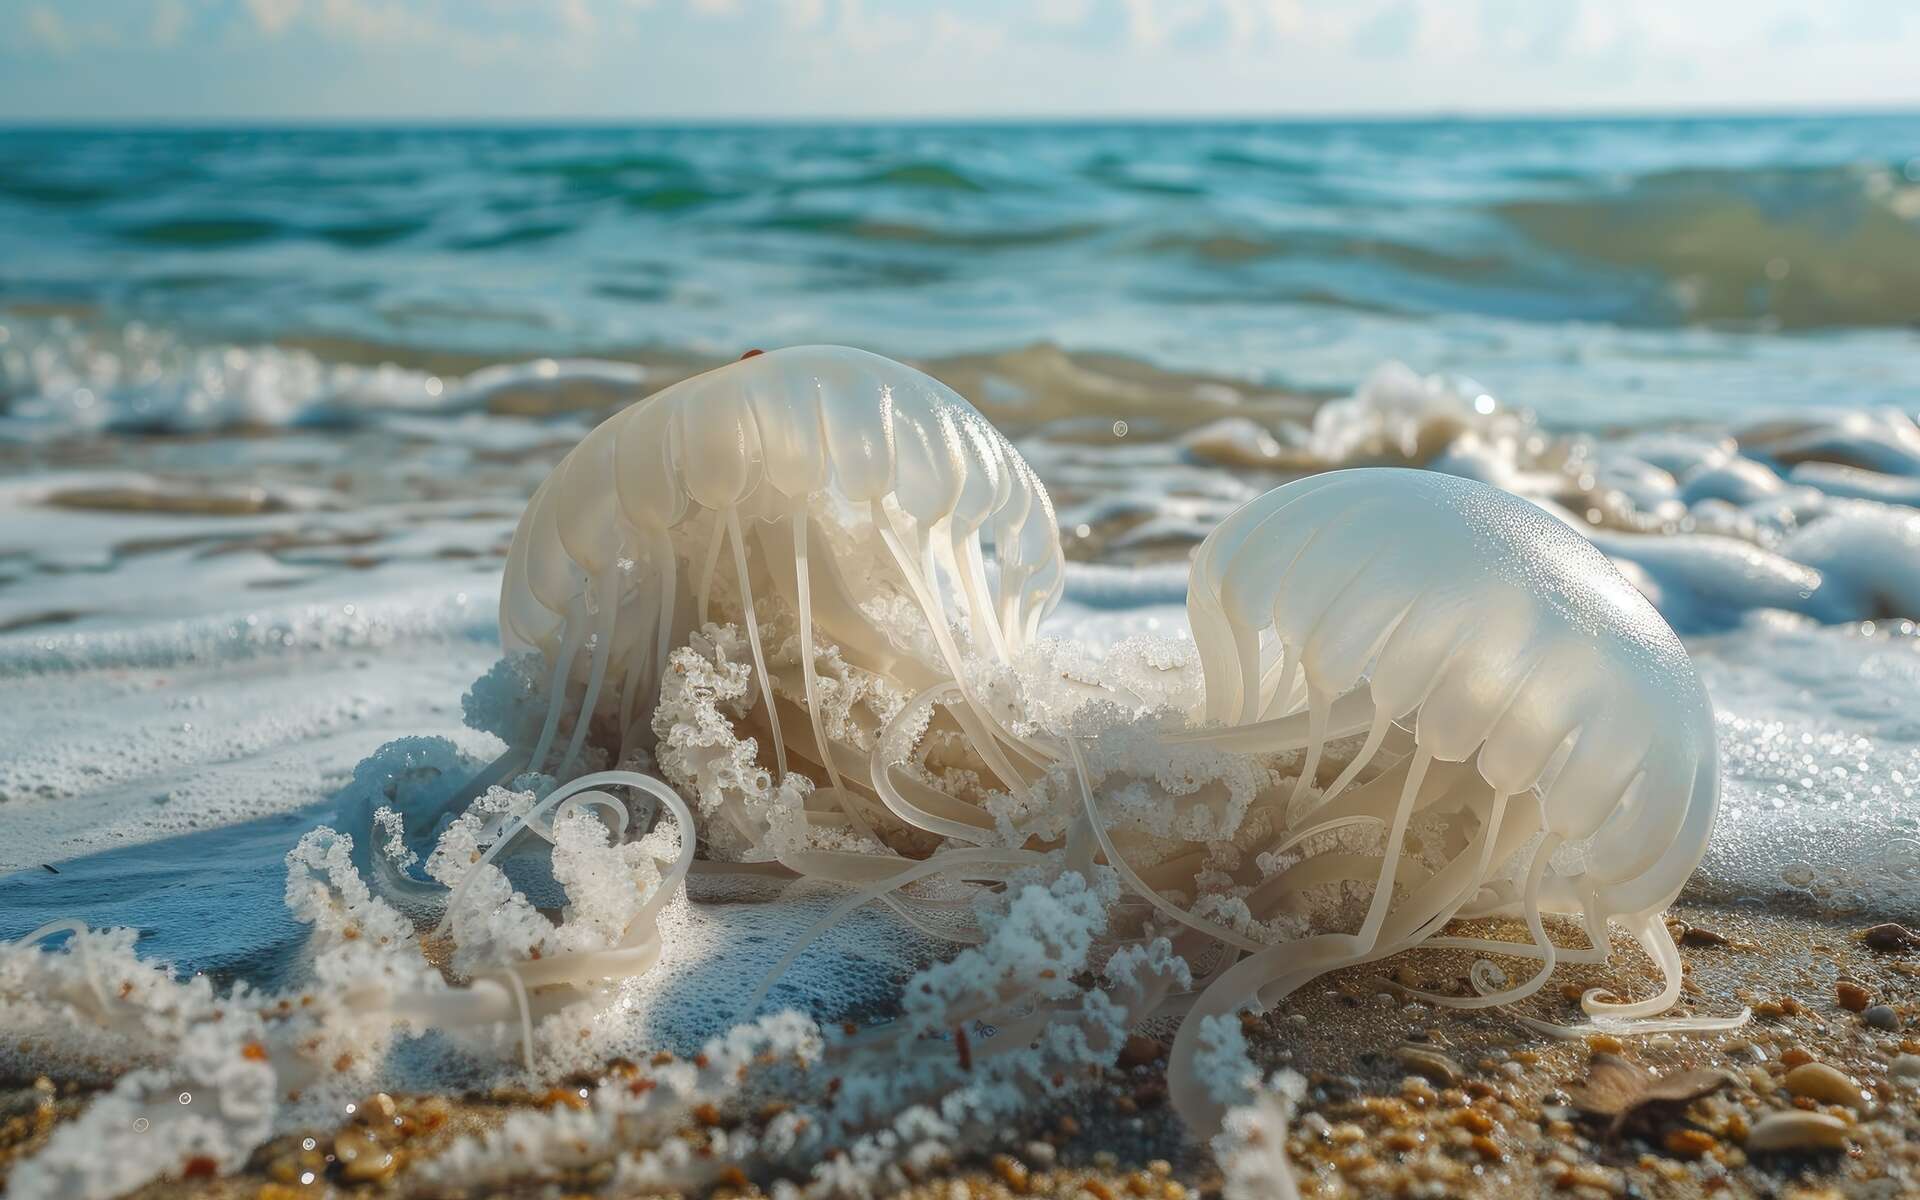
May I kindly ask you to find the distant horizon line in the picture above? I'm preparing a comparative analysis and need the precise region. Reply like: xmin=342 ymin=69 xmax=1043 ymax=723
xmin=4 ymin=101 xmax=1919 ymax=129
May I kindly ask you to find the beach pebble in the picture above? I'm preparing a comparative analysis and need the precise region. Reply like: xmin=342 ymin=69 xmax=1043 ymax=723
xmin=1117 ymin=1034 xmax=1166 ymax=1069
xmin=1675 ymin=922 xmax=1731 ymax=948
xmin=1395 ymin=1046 xmax=1463 ymax=1087
xmin=1783 ymin=1062 xmax=1868 ymax=1109
xmin=1860 ymin=922 xmax=1920 ymax=953
xmin=1835 ymin=980 xmax=1871 ymax=1012
xmin=1663 ymin=1128 xmax=1717 ymax=1159
xmin=1744 ymin=1110 xmax=1850 ymax=1154
xmin=1862 ymin=1005 xmax=1900 ymax=1031
xmin=332 ymin=1129 xmax=397 ymax=1183
xmin=989 ymin=1155 xmax=1029 ymax=1192
xmin=1889 ymin=1054 xmax=1920 ymax=1083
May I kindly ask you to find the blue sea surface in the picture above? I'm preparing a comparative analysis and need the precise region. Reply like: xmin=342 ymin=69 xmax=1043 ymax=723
xmin=2 ymin=114 xmax=1918 ymax=423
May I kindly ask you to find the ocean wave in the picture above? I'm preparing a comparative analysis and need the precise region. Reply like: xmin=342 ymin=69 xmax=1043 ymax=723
xmin=750 ymin=211 xmax=1100 ymax=248
xmin=5 ymin=122 xmax=1919 ymax=329
xmin=1169 ymin=360 xmax=1920 ymax=632
xmin=4 ymin=119 xmax=1920 ymax=423
xmin=0 ymin=317 xmax=649 ymax=437
xmin=114 ymin=216 xmax=289 ymax=247
xmin=514 ymin=151 xmax=696 ymax=182
xmin=1496 ymin=163 xmax=1920 ymax=329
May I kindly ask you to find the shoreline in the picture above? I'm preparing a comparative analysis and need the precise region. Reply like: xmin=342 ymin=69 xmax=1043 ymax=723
xmin=5 ymin=899 xmax=1915 ymax=1198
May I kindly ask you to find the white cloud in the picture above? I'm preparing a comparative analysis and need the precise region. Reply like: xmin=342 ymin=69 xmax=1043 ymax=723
xmin=24 ymin=5 xmax=70 ymax=51
xmin=1121 ymin=0 xmax=1213 ymax=50
xmin=1272 ymin=1 xmax=1367 ymax=49
xmin=558 ymin=0 xmax=598 ymax=35
xmin=832 ymin=0 xmax=914 ymax=52
xmin=313 ymin=0 xmax=439 ymax=44
xmin=151 ymin=0 xmax=191 ymax=46
xmin=1035 ymin=0 xmax=1094 ymax=27
xmin=242 ymin=0 xmax=524 ymax=59
xmin=19 ymin=4 xmax=123 ymax=52
xmin=244 ymin=0 xmax=303 ymax=37
xmin=1566 ymin=2 xmax=1630 ymax=54
xmin=779 ymin=0 xmax=827 ymax=31
xmin=931 ymin=10 xmax=1006 ymax=56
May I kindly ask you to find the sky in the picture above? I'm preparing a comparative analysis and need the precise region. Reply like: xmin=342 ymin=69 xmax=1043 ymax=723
xmin=2 ymin=0 xmax=1918 ymax=122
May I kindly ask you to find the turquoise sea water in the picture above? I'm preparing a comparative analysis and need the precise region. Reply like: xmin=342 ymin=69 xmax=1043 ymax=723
xmin=2 ymin=114 xmax=1919 ymax=424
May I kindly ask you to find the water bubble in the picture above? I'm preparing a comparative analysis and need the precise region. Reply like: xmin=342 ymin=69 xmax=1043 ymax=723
xmin=1112 ymin=420 xmax=1129 ymax=437
xmin=132 ymin=1117 xmax=149 ymax=1132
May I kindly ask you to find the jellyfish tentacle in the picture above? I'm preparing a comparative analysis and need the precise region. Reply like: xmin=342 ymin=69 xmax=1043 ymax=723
xmin=695 ymin=512 xmax=726 ymax=628
xmin=723 ymin=505 xmax=787 ymax=778
xmin=558 ymin=567 xmax=621 ymax=778
xmin=1067 ymin=738 xmax=1268 ymax=952
xmin=528 ymin=591 xmax=589 ymax=772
